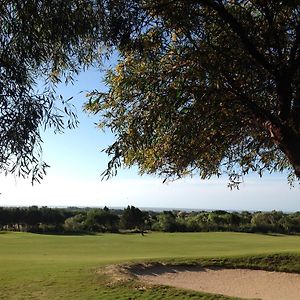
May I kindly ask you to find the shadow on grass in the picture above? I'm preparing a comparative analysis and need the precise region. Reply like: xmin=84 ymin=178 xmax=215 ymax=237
xmin=38 ymin=231 xmax=149 ymax=236
xmin=118 ymin=230 xmax=149 ymax=235
xmin=256 ymin=233 xmax=287 ymax=237
xmin=129 ymin=264 xmax=211 ymax=276
xmin=2 ymin=230 xmax=150 ymax=237
xmin=34 ymin=231 xmax=103 ymax=236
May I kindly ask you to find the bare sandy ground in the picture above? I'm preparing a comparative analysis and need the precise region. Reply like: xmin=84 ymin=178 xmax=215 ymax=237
xmin=132 ymin=265 xmax=300 ymax=300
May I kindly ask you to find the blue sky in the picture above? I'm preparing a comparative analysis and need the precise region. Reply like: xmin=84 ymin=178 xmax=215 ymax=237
xmin=0 ymin=68 xmax=299 ymax=211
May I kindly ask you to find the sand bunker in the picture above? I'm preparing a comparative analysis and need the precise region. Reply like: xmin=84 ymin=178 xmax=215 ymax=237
xmin=132 ymin=265 xmax=300 ymax=300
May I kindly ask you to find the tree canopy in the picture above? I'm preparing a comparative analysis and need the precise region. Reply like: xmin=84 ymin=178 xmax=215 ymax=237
xmin=1 ymin=1 xmax=300 ymax=186
xmin=0 ymin=0 xmax=106 ymax=182
xmin=86 ymin=0 xmax=300 ymax=186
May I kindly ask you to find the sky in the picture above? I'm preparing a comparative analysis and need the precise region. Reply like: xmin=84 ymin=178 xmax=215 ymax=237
xmin=0 ymin=68 xmax=300 ymax=211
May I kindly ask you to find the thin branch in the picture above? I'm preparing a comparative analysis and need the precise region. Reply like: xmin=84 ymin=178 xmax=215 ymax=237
xmin=262 ymin=4 xmax=283 ymax=61
xmin=192 ymin=0 xmax=275 ymax=75
xmin=289 ymin=22 xmax=300 ymax=74
xmin=222 ymin=74 xmax=281 ymax=127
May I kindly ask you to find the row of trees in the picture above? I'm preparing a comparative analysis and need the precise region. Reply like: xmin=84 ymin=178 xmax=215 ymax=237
xmin=64 ymin=206 xmax=148 ymax=233
xmin=0 ymin=206 xmax=148 ymax=233
xmin=0 ymin=206 xmax=74 ymax=233
xmin=153 ymin=210 xmax=300 ymax=234
xmin=1 ymin=206 xmax=300 ymax=235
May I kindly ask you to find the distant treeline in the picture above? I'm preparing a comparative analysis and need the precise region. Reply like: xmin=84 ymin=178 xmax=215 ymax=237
xmin=1 ymin=206 xmax=300 ymax=235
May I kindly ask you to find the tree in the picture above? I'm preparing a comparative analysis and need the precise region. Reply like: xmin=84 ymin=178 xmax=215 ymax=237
xmin=280 ymin=212 xmax=300 ymax=233
xmin=0 ymin=207 xmax=8 ymax=230
xmin=85 ymin=208 xmax=119 ymax=232
xmin=3 ymin=1 xmax=300 ymax=186
xmin=186 ymin=212 xmax=210 ymax=231
xmin=63 ymin=214 xmax=85 ymax=233
xmin=120 ymin=205 xmax=148 ymax=232
xmin=24 ymin=206 xmax=41 ymax=231
xmin=86 ymin=1 xmax=300 ymax=186
xmin=0 ymin=0 xmax=105 ymax=182
xmin=152 ymin=211 xmax=178 ymax=232
xmin=251 ymin=211 xmax=284 ymax=233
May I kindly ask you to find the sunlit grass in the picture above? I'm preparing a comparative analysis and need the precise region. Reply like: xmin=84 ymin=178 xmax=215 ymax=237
xmin=1 ymin=231 xmax=300 ymax=299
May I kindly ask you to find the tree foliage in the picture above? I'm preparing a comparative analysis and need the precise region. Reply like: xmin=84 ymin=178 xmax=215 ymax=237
xmin=0 ymin=0 xmax=107 ymax=182
xmin=85 ymin=208 xmax=119 ymax=232
xmin=2 ymin=1 xmax=300 ymax=186
xmin=120 ymin=205 xmax=148 ymax=231
xmin=86 ymin=0 xmax=300 ymax=186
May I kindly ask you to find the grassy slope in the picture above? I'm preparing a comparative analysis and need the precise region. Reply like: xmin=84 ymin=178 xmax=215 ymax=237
xmin=1 ymin=231 xmax=300 ymax=299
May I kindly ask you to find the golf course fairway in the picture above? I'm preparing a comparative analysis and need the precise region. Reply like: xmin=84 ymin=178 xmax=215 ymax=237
xmin=1 ymin=231 xmax=300 ymax=299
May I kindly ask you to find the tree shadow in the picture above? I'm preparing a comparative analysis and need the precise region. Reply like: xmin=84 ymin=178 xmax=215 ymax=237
xmin=118 ymin=230 xmax=149 ymax=235
xmin=129 ymin=263 xmax=215 ymax=277
xmin=256 ymin=233 xmax=285 ymax=237
xmin=34 ymin=232 xmax=102 ymax=237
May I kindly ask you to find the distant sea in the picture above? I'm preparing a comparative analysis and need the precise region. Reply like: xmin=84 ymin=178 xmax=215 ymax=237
xmin=67 ymin=206 xmax=259 ymax=213
xmin=1 ymin=204 xmax=296 ymax=213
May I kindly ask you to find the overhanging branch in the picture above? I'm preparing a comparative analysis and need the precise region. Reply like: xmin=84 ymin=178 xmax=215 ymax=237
xmin=191 ymin=0 xmax=275 ymax=76
xmin=289 ymin=23 xmax=300 ymax=74
xmin=223 ymin=74 xmax=281 ymax=128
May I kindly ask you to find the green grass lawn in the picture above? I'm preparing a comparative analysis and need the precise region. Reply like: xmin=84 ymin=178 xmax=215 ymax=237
xmin=1 ymin=231 xmax=300 ymax=299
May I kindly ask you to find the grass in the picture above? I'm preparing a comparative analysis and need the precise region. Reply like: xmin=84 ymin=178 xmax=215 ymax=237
xmin=1 ymin=231 xmax=300 ymax=299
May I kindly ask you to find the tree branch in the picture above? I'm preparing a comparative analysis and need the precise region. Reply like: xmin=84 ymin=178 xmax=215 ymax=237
xmin=192 ymin=0 xmax=275 ymax=76
xmin=222 ymin=74 xmax=281 ymax=128
xmin=289 ymin=22 xmax=300 ymax=74
xmin=262 ymin=4 xmax=283 ymax=61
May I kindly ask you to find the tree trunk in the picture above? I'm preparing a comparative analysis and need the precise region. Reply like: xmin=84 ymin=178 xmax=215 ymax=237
xmin=281 ymin=140 xmax=300 ymax=179
xmin=270 ymin=124 xmax=300 ymax=179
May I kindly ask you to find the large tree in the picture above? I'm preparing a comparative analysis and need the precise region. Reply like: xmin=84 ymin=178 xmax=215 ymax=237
xmin=85 ymin=0 xmax=300 ymax=186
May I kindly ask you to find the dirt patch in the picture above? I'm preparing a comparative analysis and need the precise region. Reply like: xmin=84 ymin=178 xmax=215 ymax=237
xmin=130 ymin=265 xmax=300 ymax=300
xmin=96 ymin=264 xmax=135 ymax=286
